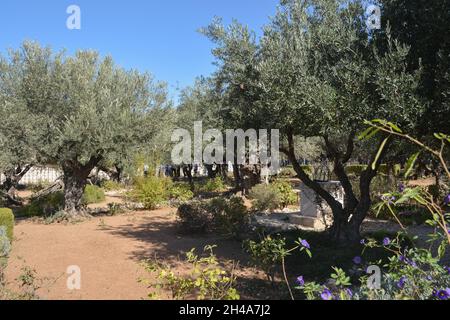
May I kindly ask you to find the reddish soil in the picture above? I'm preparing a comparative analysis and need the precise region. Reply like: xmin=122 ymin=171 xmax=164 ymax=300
xmin=4 ymin=208 xmax=272 ymax=300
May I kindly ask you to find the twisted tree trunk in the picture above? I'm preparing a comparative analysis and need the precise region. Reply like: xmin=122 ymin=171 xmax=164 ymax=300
xmin=1 ymin=164 xmax=33 ymax=205
xmin=62 ymin=156 xmax=101 ymax=216
xmin=282 ymin=131 xmax=390 ymax=244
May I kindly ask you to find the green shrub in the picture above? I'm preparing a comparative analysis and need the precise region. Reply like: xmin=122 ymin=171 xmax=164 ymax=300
xmin=130 ymin=177 xmax=172 ymax=210
xmin=273 ymin=181 xmax=297 ymax=208
xmin=169 ymin=182 xmax=194 ymax=202
xmin=143 ymin=245 xmax=239 ymax=300
xmin=177 ymin=197 xmax=248 ymax=235
xmin=207 ymin=197 xmax=248 ymax=235
xmin=101 ymin=180 xmax=124 ymax=192
xmin=82 ymin=185 xmax=105 ymax=204
xmin=279 ymin=166 xmax=296 ymax=177
xmin=298 ymin=244 xmax=450 ymax=300
xmin=176 ymin=201 xmax=213 ymax=233
xmin=248 ymin=184 xmax=281 ymax=212
xmin=0 ymin=208 xmax=14 ymax=242
xmin=18 ymin=192 xmax=64 ymax=217
xmin=0 ymin=227 xmax=11 ymax=258
xmin=244 ymin=236 xmax=287 ymax=284
xmin=198 ymin=177 xmax=227 ymax=193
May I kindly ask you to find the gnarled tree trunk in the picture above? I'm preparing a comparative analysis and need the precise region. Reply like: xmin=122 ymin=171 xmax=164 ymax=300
xmin=62 ymin=157 xmax=101 ymax=216
xmin=1 ymin=164 xmax=33 ymax=205
xmin=282 ymin=131 xmax=390 ymax=244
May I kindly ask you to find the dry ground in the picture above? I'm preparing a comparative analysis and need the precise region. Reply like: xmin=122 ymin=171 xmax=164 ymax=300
xmin=4 ymin=207 xmax=275 ymax=300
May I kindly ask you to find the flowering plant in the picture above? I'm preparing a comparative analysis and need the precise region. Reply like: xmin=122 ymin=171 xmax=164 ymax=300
xmin=296 ymin=121 xmax=450 ymax=300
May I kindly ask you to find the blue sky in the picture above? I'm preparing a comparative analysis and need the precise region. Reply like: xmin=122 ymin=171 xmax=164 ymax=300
xmin=0 ymin=0 xmax=279 ymax=102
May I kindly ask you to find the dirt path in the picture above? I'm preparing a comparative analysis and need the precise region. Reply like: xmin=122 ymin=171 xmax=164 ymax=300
xmin=4 ymin=208 xmax=257 ymax=300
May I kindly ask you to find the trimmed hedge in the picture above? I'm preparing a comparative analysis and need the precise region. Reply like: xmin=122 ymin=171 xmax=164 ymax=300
xmin=0 ymin=208 xmax=14 ymax=241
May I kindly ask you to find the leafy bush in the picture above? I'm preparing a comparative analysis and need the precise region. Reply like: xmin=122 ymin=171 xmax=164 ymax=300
xmin=0 ymin=209 xmax=14 ymax=241
xmin=279 ymin=166 xmax=296 ymax=178
xmin=18 ymin=192 xmax=64 ymax=217
xmin=0 ymin=227 xmax=11 ymax=258
xmin=169 ymin=182 xmax=194 ymax=202
xmin=244 ymin=236 xmax=287 ymax=284
xmin=19 ymin=185 xmax=105 ymax=217
xmin=197 ymin=177 xmax=227 ymax=193
xmin=177 ymin=201 xmax=213 ymax=233
xmin=273 ymin=181 xmax=297 ymax=208
xmin=248 ymin=184 xmax=281 ymax=212
xmin=101 ymin=180 xmax=125 ymax=191
xmin=130 ymin=177 xmax=172 ymax=209
xmin=297 ymin=238 xmax=450 ymax=300
xmin=244 ymin=235 xmax=312 ymax=291
xmin=177 ymin=197 xmax=249 ymax=235
xmin=82 ymin=185 xmax=105 ymax=204
xmin=207 ymin=197 xmax=248 ymax=235
xmin=143 ymin=245 xmax=240 ymax=300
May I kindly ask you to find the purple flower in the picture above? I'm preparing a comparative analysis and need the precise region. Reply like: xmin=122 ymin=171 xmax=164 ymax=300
xmin=409 ymin=260 xmax=418 ymax=268
xmin=383 ymin=237 xmax=391 ymax=246
xmin=360 ymin=239 xmax=366 ymax=245
xmin=398 ymin=183 xmax=405 ymax=193
xmin=398 ymin=255 xmax=406 ymax=262
xmin=404 ymin=258 xmax=417 ymax=268
xmin=397 ymin=276 xmax=407 ymax=289
xmin=353 ymin=256 xmax=362 ymax=265
xmin=345 ymin=288 xmax=353 ymax=298
xmin=296 ymin=276 xmax=305 ymax=286
xmin=321 ymin=289 xmax=334 ymax=300
xmin=444 ymin=194 xmax=450 ymax=206
xmin=445 ymin=266 xmax=450 ymax=274
xmin=300 ymin=239 xmax=310 ymax=249
xmin=436 ymin=288 xmax=450 ymax=300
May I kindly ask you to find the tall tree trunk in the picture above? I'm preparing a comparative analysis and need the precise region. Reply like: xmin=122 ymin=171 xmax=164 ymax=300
xmin=63 ymin=172 xmax=88 ymax=215
xmin=62 ymin=157 xmax=101 ymax=216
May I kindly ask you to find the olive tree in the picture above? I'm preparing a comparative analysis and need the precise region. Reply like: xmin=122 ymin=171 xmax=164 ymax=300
xmin=204 ymin=0 xmax=424 ymax=242
xmin=0 ymin=42 xmax=169 ymax=215
xmin=0 ymin=51 xmax=41 ymax=203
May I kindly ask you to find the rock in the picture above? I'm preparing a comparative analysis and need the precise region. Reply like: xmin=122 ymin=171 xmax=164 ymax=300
xmin=249 ymin=213 xmax=302 ymax=234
